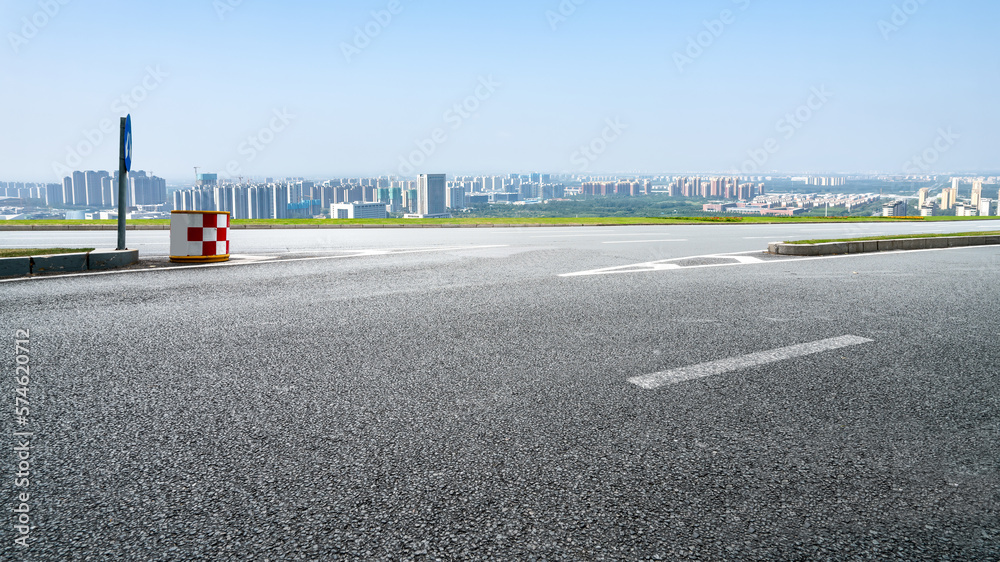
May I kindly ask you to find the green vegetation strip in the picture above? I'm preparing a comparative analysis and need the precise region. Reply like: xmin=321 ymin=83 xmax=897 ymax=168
xmin=788 ymin=231 xmax=1000 ymax=245
xmin=0 ymin=248 xmax=95 ymax=258
xmin=0 ymin=216 xmax=959 ymax=227
xmin=2 ymin=216 xmax=997 ymax=228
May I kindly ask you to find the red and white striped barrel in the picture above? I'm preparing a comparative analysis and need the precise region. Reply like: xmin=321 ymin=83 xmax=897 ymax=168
xmin=169 ymin=211 xmax=231 ymax=263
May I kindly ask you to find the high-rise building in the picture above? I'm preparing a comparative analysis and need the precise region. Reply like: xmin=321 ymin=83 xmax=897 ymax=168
xmin=247 ymin=186 xmax=272 ymax=219
xmin=71 ymin=171 xmax=86 ymax=206
xmin=85 ymin=171 xmax=106 ymax=207
xmin=918 ymin=187 xmax=930 ymax=208
xmin=271 ymin=184 xmax=289 ymax=219
xmin=971 ymin=180 xmax=983 ymax=208
xmin=125 ymin=171 xmax=165 ymax=206
xmin=62 ymin=177 xmax=73 ymax=205
xmin=232 ymin=187 xmax=248 ymax=220
xmin=214 ymin=186 xmax=235 ymax=214
xmin=301 ymin=181 xmax=315 ymax=202
xmin=342 ymin=184 xmax=363 ymax=204
xmin=940 ymin=188 xmax=954 ymax=210
xmin=46 ymin=183 xmax=63 ymax=206
xmin=882 ymin=200 xmax=907 ymax=217
xmin=197 ymin=173 xmax=218 ymax=187
xmin=389 ymin=187 xmax=403 ymax=213
xmin=100 ymin=176 xmax=111 ymax=207
xmin=288 ymin=182 xmax=303 ymax=206
xmin=403 ymin=189 xmax=418 ymax=213
xmin=415 ymin=173 xmax=449 ymax=218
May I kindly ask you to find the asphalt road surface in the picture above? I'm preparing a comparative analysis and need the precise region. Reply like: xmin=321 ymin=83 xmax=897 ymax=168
xmin=2 ymin=222 xmax=999 ymax=560
xmin=3 ymin=219 xmax=1000 ymax=259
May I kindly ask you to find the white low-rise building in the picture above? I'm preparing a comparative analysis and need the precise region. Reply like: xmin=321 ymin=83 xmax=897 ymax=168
xmin=331 ymin=202 xmax=388 ymax=219
xmin=955 ymin=204 xmax=978 ymax=217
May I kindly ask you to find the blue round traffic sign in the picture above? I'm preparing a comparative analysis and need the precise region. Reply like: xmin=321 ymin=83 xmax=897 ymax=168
xmin=124 ymin=114 xmax=132 ymax=172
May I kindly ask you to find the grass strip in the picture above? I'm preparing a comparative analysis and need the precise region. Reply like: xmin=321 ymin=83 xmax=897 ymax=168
xmin=0 ymin=248 xmax=96 ymax=258
xmin=2 ymin=215 xmax=998 ymax=228
xmin=788 ymin=231 xmax=1000 ymax=244
xmin=0 ymin=216 xmax=952 ymax=227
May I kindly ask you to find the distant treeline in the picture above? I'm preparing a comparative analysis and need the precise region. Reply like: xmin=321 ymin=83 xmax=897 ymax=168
xmin=455 ymin=194 xmax=886 ymax=219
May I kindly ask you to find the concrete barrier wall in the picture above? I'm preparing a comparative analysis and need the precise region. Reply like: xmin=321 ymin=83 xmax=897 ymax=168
xmin=0 ymin=257 xmax=31 ymax=278
xmin=31 ymin=252 xmax=89 ymax=274
xmin=0 ymin=250 xmax=139 ymax=278
xmin=769 ymin=236 xmax=1000 ymax=256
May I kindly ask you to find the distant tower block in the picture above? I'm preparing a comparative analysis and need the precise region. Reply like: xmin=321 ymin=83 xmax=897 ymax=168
xmin=971 ymin=180 xmax=983 ymax=208
xmin=410 ymin=173 xmax=450 ymax=218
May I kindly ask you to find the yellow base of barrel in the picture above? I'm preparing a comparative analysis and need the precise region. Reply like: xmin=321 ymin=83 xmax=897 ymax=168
xmin=169 ymin=255 xmax=231 ymax=264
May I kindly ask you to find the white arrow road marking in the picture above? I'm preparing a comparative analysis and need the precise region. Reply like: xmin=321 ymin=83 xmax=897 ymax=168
xmin=629 ymin=335 xmax=874 ymax=390
xmin=561 ymin=251 xmax=764 ymax=277
xmin=561 ymin=245 xmax=995 ymax=277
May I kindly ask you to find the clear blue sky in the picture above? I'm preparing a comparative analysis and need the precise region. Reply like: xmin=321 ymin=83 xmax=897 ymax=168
xmin=2 ymin=0 xmax=997 ymax=182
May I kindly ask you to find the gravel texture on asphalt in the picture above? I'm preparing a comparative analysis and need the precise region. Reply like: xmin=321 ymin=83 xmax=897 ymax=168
xmin=1 ymin=228 xmax=998 ymax=560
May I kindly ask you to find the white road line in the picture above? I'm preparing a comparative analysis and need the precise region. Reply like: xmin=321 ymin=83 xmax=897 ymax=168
xmin=531 ymin=233 xmax=673 ymax=239
xmin=629 ymin=335 xmax=874 ymax=390
xmin=0 ymin=245 xmax=509 ymax=284
xmin=602 ymin=239 xmax=688 ymax=244
xmin=730 ymin=255 xmax=765 ymax=264
xmin=229 ymin=254 xmax=277 ymax=261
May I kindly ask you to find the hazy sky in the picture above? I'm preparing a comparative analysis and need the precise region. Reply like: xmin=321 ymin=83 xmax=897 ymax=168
xmin=2 ymin=0 xmax=998 ymax=182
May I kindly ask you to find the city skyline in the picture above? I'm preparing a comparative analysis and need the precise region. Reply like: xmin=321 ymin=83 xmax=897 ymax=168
xmin=3 ymin=165 xmax=998 ymax=223
xmin=2 ymin=1 xmax=998 ymax=181
xmin=7 ymin=168 xmax=1000 ymax=189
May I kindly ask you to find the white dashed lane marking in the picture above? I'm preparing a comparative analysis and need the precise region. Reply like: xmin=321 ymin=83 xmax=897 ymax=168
xmin=602 ymin=239 xmax=688 ymax=244
xmin=530 ymin=233 xmax=677 ymax=238
xmin=629 ymin=335 xmax=874 ymax=390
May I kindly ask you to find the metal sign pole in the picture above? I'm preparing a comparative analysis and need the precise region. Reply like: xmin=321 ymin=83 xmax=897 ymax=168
xmin=117 ymin=117 xmax=126 ymax=250
xmin=117 ymin=115 xmax=131 ymax=251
